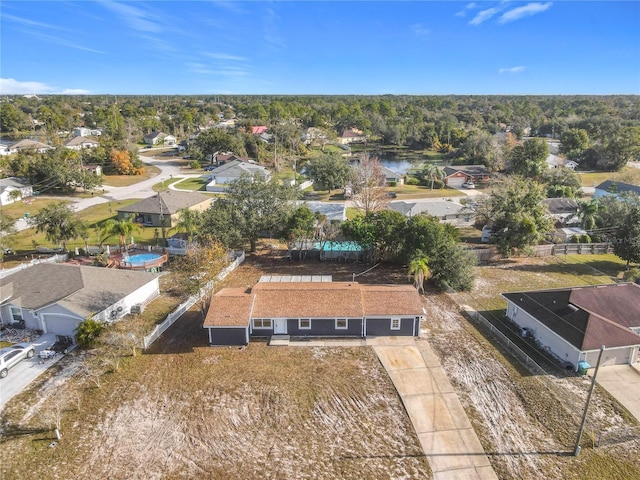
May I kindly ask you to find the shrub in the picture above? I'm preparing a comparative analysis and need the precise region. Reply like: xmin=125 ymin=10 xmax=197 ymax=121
xmin=190 ymin=160 xmax=201 ymax=169
xmin=405 ymin=177 xmax=420 ymax=186
xmin=388 ymin=181 xmax=397 ymax=187
xmin=623 ymin=268 xmax=640 ymax=282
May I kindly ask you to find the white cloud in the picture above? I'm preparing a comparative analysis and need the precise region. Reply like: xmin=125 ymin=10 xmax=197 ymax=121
xmin=3 ymin=13 xmax=65 ymax=31
xmin=498 ymin=2 xmax=552 ymax=24
xmin=469 ymin=7 xmax=500 ymax=26
xmin=263 ymin=6 xmax=284 ymax=49
xmin=411 ymin=23 xmax=430 ymax=35
xmin=455 ymin=3 xmax=477 ymax=18
xmin=204 ymin=53 xmax=248 ymax=62
xmin=99 ymin=1 xmax=163 ymax=33
xmin=498 ymin=66 xmax=525 ymax=74
xmin=0 ymin=78 xmax=91 ymax=95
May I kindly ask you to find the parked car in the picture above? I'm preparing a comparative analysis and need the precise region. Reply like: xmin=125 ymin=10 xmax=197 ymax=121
xmin=462 ymin=181 xmax=475 ymax=189
xmin=203 ymin=165 xmax=216 ymax=171
xmin=387 ymin=191 xmax=397 ymax=199
xmin=0 ymin=343 xmax=35 ymax=378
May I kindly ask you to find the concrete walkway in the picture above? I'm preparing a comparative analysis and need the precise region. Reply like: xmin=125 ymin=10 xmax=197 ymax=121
xmin=596 ymin=364 xmax=640 ymax=422
xmin=368 ymin=336 xmax=498 ymax=480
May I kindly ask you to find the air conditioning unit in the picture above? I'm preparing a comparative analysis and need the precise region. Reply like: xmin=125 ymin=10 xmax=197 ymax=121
xmin=130 ymin=304 xmax=145 ymax=315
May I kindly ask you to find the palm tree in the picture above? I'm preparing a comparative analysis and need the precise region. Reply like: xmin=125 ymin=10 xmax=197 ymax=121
xmin=579 ymin=199 xmax=599 ymax=231
xmin=408 ymin=252 xmax=429 ymax=294
xmin=175 ymin=208 xmax=201 ymax=242
xmin=101 ymin=214 xmax=142 ymax=251
xmin=421 ymin=164 xmax=445 ymax=190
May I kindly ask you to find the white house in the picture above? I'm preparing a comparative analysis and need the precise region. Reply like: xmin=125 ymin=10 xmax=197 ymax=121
xmin=503 ymin=283 xmax=640 ymax=369
xmin=389 ymin=201 xmax=475 ymax=226
xmin=0 ymin=177 xmax=33 ymax=206
xmin=6 ymin=139 xmax=52 ymax=154
xmin=205 ymin=159 xmax=271 ymax=192
xmin=143 ymin=131 xmax=176 ymax=146
xmin=0 ymin=263 xmax=160 ymax=337
xmin=64 ymin=136 xmax=100 ymax=150
xmin=546 ymin=154 xmax=578 ymax=170
xmin=73 ymin=127 xmax=92 ymax=137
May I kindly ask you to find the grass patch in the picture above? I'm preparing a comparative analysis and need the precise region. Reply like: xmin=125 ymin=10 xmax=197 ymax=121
xmin=579 ymin=166 xmax=640 ymax=188
xmin=168 ymin=177 xmax=208 ymax=191
xmin=102 ymin=164 xmax=161 ymax=187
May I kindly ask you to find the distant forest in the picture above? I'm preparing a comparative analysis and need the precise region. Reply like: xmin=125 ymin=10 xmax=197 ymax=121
xmin=1 ymin=94 xmax=639 ymax=172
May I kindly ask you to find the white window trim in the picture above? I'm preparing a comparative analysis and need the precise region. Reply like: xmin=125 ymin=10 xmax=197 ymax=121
xmin=335 ymin=319 xmax=348 ymax=330
xmin=391 ymin=317 xmax=401 ymax=330
xmin=10 ymin=306 xmax=23 ymax=322
xmin=299 ymin=319 xmax=311 ymax=330
xmin=253 ymin=318 xmax=272 ymax=329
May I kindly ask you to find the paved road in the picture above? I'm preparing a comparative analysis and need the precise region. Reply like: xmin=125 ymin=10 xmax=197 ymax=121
xmin=369 ymin=336 xmax=499 ymax=480
xmin=14 ymin=157 xmax=200 ymax=232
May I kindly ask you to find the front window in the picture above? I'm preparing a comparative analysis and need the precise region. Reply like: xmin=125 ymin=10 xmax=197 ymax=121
xmin=253 ymin=319 xmax=272 ymax=329
xmin=10 ymin=307 xmax=23 ymax=322
xmin=391 ymin=318 xmax=401 ymax=330
xmin=335 ymin=319 xmax=348 ymax=329
xmin=299 ymin=319 xmax=311 ymax=330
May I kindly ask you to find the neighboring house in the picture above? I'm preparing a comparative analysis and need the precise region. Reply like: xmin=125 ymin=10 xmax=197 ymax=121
xmin=0 ymin=263 xmax=159 ymax=337
xmin=381 ymin=167 xmax=404 ymax=185
xmin=443 ymin=165 xmax=490 ymax=187
xmin=205 ymin=159 xmax=271 ymax=192
xmin=542 ymin=198 xmax=580 ymax=227
xmin=203 ymin=277 xmax=425 ymax=346
xmin=303 ymin=201 xmax=347 ymax=222
xmin=339 ymin=129 xmax=366 ymax=145
xmin=143 ymin=131 xmax=176 ymax=146
xmin=73 ymin=127 xmax=92 ymax=137
xmin=213 ymin=153 xmax=253 ymax=165
xmin=389 ymin=201 xmax=474 ymax=226
xmin=546 ymin=154 xmax=578 ymax=170
xmin=553 ymin=227 xmax=589 ymax=243
xmin=303 ymin=127 xmax=328 ymax=145
xmin=117 ymin=190 xmax=212 ymax=227
xmin=6 ymin=139 xmax=52 ymax=154
xmin=251 ymin=126 xmax=268 ymax=135
xmin=593 ymin=180 xmax=640 ymax=200
xmin=64 ymin=136 xmax=100 ymax=150
xmin=503 ymin=283 xmax=640 ymax=369
xmin=0 ymin=177 xmax=33 ymax=206
xmin=82 ymin=164 xmax=103 ymax=176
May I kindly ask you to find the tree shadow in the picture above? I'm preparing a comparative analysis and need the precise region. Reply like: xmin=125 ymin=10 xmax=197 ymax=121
xmin=0 ymin=425 xmax=51 ymax=443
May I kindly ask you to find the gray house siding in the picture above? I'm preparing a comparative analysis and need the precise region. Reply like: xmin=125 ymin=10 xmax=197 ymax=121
xmin=209 ymin=327 xmax=248 ymax=346
xmin=286 ymin=318 xmax=363 ymax=337
xmin=365 ymin=317 xmax=417 ymax=336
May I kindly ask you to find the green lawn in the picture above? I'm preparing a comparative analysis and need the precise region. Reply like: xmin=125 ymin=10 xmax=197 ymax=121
xmin=102 ymin=164 xmax=161 ymax=187
xmin=167 ymin=177 xmax=209 ymax=191
xmin=579 ymin=166 xmax=640 ymax=188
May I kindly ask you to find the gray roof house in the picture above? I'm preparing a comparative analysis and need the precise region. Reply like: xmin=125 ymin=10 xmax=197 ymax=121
xmin=542 ymin=198 xmax=580 ymax=226
xmin=389 ymin=200 xmax=474 ymax=226
xmin=0 ymin=177 xmax=33 ymax=206
xmin=7 ymin=139 xmax=52 ymax=154
xmin=0 ymin=263 xmax=159 ymax=337
xmin=143 ymin=131 xmax=176 ymax=145
xmin=381 ymin=167 xmax=404 ymax=185
xmin=204 ymin=278 xmax=425 ymax=346
xmin=205 ymin=159 xmax=271 ymax=192
xmin=64 ymin=136 xmax=100 ymax=150
xmin=443 ymin=165 xmax=491 ymax=187
xmin=593 ymin=180 xmax=640 ymax=200
xmin=117 ymin=190 xmax=213 ymax=227
xmin=503 ymin=283 xmax=640 ymax=369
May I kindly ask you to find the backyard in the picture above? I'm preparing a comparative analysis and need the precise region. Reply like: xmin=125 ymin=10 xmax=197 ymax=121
xmin=0 ymin=255 xmax=638 ymax=480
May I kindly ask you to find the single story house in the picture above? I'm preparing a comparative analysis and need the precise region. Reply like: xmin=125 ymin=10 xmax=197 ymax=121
xmin=593 ymin=180 xmax=640 ymax=200
xmin=389 ymin=201 xmax=474 ymax=226
xmin=203 ymin=278 xmax=425 ymax=346
xmin=205 ymin=159 xmax=271 ymax=192
xmin=212 ymin=153 xmax=254 ymax=166
xmin=82 ymin=164 xmax=103 ymax=176
xmin=542 ymin=198 xmax=580 ymax=227
xmin=546 ymin=154 xmax=578 ymax=170
xmin=0 ymin=263 xmax=159 ymax=337
xmin=117 ymin=190 xmax=212 ymax=227
xmin=0 ymin=177 xmax=33 ymax=206
xmin=303 ymin=201 xmax=347 ymax=222
xmin=381 ymin=167 xmax=404 ymax=185
xmin=553 ymin=227 xmax=589 ymax=243
xmin=443 ymin=165 xmax=490 ymax=187
xmin=502 ymin=283 xmax=640 ymax=369
xmin=64 ymin=136 xmax=100 ymax=150
xmin=73 ymin=127 xmax=92 ymax=137
xmin=6 ymin=139 xmax=52 ymax=154
xmin=339 ymin=129 xmax=366 ymax=145
xmin=143 ymin=131 xmax=176 ymax=146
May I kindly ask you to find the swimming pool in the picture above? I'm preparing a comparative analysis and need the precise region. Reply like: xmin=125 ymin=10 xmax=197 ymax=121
xmin=124 ymin=252 xmax=163 ymax=266
xmin=314 ymin=241 xmax=363 ymax=252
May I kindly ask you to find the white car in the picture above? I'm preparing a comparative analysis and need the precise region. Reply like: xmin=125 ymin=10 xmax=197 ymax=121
xmin=0 ymin=343 xmax=35 ymax=378
xmin=462 ymin=181 xmax=475 ymax=189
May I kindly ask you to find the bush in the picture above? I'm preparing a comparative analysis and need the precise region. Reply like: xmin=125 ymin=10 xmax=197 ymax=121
xmin=405 ymin=177 xmax=420 ymax=186
xmin=388 ymin=181 xmax=397 ymax=187
xmin=433 ymin=179 xmax=444 ymax=189
xmin=190 ymin=160 xmax=201 ymax=169
xmin=623 ymin=267 xmax=640 ymax=283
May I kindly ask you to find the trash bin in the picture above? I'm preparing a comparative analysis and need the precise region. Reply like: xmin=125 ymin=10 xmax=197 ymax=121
xmin=24 ymin=212 xmax=30 ymax=219
xmin=577 ymin=361 xmax=590 ymax=375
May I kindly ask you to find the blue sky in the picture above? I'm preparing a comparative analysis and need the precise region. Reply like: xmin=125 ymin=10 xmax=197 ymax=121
xmin=1 ymin=1 xmax=639 ymax=95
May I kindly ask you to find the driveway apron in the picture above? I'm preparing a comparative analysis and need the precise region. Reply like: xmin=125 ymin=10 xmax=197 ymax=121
xmin=369 ymin=336 xmax=499 ymax=480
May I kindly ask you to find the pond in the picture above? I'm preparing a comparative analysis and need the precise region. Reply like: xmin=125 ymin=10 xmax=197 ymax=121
xmin=351 ymin=149 xmax=447 ymax=175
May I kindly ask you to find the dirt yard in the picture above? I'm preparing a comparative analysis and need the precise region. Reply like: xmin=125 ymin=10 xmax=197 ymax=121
xmin=1 ymin=255 xmax=639 ymax=480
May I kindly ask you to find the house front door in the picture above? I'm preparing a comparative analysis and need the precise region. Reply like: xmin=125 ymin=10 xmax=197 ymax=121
xmin=273 ymin=318 xmax=287 ymax=335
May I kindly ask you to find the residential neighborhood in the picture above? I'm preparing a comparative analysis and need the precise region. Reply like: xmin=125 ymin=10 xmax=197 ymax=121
xmin=1 ymin=92 xmax=639 ymax=479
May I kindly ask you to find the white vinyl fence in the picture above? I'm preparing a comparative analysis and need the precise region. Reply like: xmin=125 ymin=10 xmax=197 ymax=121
xmin=142 ymin=251 xmax=245 ymax=349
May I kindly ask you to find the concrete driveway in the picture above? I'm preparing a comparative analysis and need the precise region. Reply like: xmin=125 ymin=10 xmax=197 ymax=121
xmin=368 ymin=336 xmax=498 ymax=480
xmin=0 ymin=334 xmax=63 ymax=411
xmin=596 ymin=364 xmax=640 ymax=422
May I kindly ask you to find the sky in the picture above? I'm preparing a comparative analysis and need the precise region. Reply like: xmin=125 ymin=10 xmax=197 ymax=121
xmin=1 ymin=1 xmax=639 ymax=95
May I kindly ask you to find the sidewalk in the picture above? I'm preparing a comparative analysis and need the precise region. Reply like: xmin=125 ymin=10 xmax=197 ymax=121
xmin=368 ymin=336 xmax=498 ymax=480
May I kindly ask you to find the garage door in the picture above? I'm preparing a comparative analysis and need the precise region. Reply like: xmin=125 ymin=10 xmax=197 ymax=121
xmin=447 ymin=176 xmax=465 ymax=187
xmin=43 ymin=315 xmax=80 ymax=336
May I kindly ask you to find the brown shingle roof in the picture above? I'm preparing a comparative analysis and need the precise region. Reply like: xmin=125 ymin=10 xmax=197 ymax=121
xmin=117 ymin=190 xmax=212 ymax=216
xmin=206 ymin=282 xmax=424 ymax=327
